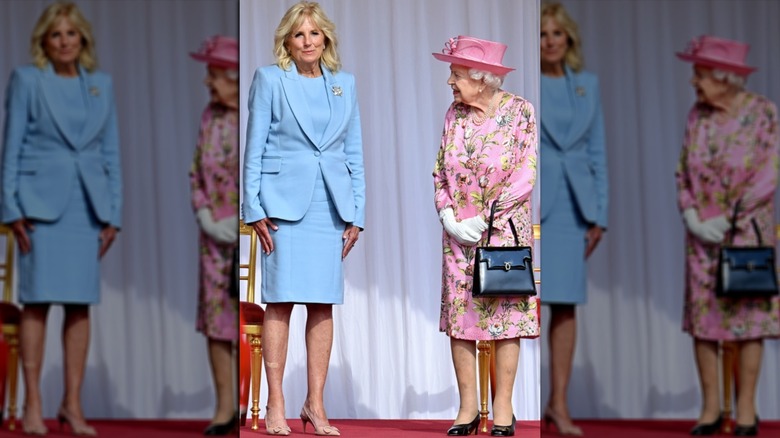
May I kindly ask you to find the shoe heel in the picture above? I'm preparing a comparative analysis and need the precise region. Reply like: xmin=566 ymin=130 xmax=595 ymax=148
xmin=300 ymin=414 xmax=309 ymax=434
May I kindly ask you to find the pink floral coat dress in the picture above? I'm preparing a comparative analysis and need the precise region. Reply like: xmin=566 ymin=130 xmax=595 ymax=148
xmin=190 ymin=104 xmax=239 ymax=341
xmin=433 ymin=92 xmax=540 ymax=341
xmin=676 ymin=92 xmax=780 ymax=340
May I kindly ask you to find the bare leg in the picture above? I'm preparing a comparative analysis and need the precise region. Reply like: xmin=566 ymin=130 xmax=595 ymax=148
xmin=735 ymin=340 xmax=762 ymax=426
xmin=302 ymin=304 xmax=334 ymax=422
xmin=263 ymin=303 xmax=294 ymax=430
xmin=207 ymin=338 xmax=235 ymax=424
xmin=492 ymin=338 xmax=520 ymax=426
xmin=20 ymin=304 xmax=50 ymax=433
xmin=693 ymin=338 xmax=720 ymax=424
xmin=546 ymin=303 xmax=580 ymax=433
xmin=450 ymin=338 xmax=479 ymax=424
xmin=59 ymin=304 xmax=97 ymax=435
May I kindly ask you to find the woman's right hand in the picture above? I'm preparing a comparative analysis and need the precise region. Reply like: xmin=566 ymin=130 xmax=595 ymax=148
xmin=10 ymin=218 xmax=34 ymax=254
xmin=252 ymin=218 xmax=278 ymax=255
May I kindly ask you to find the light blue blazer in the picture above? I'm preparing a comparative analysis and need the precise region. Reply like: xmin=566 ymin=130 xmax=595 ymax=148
xmin=540 ymin=66 xmax=608 ymax=228
xmin=242 ymin=64 xmax=365 ymax=229
xmin=1 ymin=64 xmax=122 ymax=228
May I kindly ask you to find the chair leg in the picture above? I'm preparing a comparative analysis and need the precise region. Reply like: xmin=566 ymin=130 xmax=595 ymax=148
xmin=477 ymin=340 xmax=492 ymax=433
xmin=249 ymin=332 xmax=262 ymax=431
xmin=239 ymin=331 xmax=250 ymax=427
xmin=7 ymin=332 xmax=19 ymax=431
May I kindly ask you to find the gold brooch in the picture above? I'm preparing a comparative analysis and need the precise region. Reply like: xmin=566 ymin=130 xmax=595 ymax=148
xmin=89 ymin=86 xmax=100 ymax=96
xmin=575 ymin=86 xmax=585 ymax=97
xmin=331 ymin=86 xmax=342 ymax=97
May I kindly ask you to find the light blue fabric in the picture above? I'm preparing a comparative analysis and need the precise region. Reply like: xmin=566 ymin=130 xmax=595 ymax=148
xmin=1 ymin=64 xmax=123 ymax=228
xmin=261 ymin=169 xmax=345 ymax=304
xmin=300 ymin=75 xmax=330 ymax=142
xmin=242 ymin=64 xmax=366 ymax=229
xmin=540 ymin=66 xmax=607 ymax=305
xmin=1 ymin=64 xmax=121 ymax=304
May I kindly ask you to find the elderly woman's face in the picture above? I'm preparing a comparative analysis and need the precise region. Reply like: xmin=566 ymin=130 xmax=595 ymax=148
xmin=691 ymin=65 xmax=731 ymax=105
xmin=447 ymin=64 xmax=483 ymax=106
xmin=540 ymin=17 xmax=568 ymax=67
xmin=286 ymin=17 xmax=325 ymax=69
xmin=205 ymin=66 xmax=238 ymax=108
xmin=44 ymin=16 xmax=82 ymax=69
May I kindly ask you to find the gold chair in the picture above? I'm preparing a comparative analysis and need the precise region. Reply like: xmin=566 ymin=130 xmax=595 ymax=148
xmin=476 ymin=224 xmax=541 ymax=432
xmin=0 ymin=224 xmax=21 ymax=431
xmin=239 ymin=221 xmax=264 ymax=430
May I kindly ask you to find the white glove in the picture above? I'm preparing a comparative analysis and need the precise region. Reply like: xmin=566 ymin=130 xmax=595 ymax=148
xmin=682 ymin=208 xmax=727 ymax=244
xmin=461 ymin=215 xmax=488 ymax=236
xmin=439 ymin=208 xmax=482 ymax=246
xmin=196 ymin=208 xmax=237 ymax=244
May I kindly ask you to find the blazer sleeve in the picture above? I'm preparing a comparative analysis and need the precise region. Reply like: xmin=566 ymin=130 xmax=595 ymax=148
xmin=344 ymin=76 xmax=366 ymax=229
xmin=1 ymin=68 xmax=30 ymax=223
xmin=101 ymin=77 xmax=122 ymax=228
xmin=242 ymin=67 xmax=272 ymax=224
xmin=586 ymin=78 xmax=608 ymax=228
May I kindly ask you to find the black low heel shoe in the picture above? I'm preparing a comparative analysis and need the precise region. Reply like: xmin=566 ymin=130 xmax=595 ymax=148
xmin=690 ymin=415 xmax=722 ymax=436
xmin=204 ymin=413 xmax=238 ymax=436
xmin=734 ymin=415 xmax=759 ymax=436
xmin=490 ymin=415 xmax=516 ymax=437
xmin=447 ymin=413 xmax=480 ymax=436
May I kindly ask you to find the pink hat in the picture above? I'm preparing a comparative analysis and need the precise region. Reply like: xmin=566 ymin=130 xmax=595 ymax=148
xmin=676 ymin=35 xmax=756 ymax=76
xmin=190 ymin=35 xmax=238 ymax=69
xmin=432 ymin=36 xmax=514 ymax=76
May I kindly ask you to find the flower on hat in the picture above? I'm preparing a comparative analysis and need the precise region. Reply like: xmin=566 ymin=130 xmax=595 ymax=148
xmin=443 ymin=37 xmax=459 ymax=55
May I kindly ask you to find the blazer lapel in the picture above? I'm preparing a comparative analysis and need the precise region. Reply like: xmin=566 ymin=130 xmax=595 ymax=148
xmin=562 ymin=65 xmax=593 ymax=147
xmin=540 ymin=73 xmax=569 ymax=150
xmin=77 ymin=66 xmax=109 ymax=147
xmin=320 ymin=68 xmax=344 ymax=148
xmin=281 ymin=67 xmax=319 ymax=147
xmin=39 ymin=64 xmax=79 ymax=148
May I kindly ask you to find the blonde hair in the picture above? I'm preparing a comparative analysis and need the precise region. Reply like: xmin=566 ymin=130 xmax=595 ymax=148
xmin=30 ymin=1 xmax=97 ymax=72
xmin=541 ymin=2 xmax=583 ymax=72
xmin=274 ymin=1 xmax=341 ymax=73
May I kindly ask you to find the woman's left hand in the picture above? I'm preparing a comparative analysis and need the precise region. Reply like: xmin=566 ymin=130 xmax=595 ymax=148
xmin=342 ymin=224 xmax=360 ymax=260
xmin=99 ymin=226 xmax=118 ymax=259
xmin=584 ymin=225 xmax=603 ymax=259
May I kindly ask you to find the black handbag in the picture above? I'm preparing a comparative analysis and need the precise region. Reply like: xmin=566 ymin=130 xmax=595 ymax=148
xmin=472 ymin=201 xmax=536 ymax=297
xmin=716 ymin=202 xmax=779 ymax=298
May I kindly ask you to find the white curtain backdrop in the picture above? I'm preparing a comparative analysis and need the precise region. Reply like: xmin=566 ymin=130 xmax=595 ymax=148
xmin=0 ymin=0 xmax=237 ymax=418
xmin=541 ymin=0 xmax=780 ymax=419
xmin=239 ymin=0 xmax=541 ymax=420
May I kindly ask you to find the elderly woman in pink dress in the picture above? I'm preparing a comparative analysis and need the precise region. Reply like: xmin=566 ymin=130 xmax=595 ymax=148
xmin=189 ymin=35 xmax=239 ymax=436
xmin=676 ymin=35 xmax=780 ymax=437
xmin=432 ymin=36 xmax=539 ymax=437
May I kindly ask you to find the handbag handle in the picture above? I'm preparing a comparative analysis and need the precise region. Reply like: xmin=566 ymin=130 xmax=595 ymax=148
xmin=728 ymin=199 xmax=764 ymax=246
xmin=485 ymin=200 xmax=519 ymax=246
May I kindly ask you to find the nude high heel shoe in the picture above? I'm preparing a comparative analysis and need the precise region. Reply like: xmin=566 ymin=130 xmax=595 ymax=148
xmin=57 ymin=406 xmax=97 ymax=436
xmin=543 ymin=406 xmax=583 ymax=436
xmin=264 ymin=406 xmax=291 ymax=436
xmin=300 ymin=404 xmax=340 ymax=436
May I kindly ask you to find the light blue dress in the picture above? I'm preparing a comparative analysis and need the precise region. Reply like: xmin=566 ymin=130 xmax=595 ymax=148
xmin=540 ymin=68 xmax=608 ymax=305
xmin=18 ymin=75 xmax=102 ymax=304
xmin=261 ymin=74 xmax=346 ymax=304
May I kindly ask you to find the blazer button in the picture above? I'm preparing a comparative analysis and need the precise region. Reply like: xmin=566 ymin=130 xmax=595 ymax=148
xmin=314 ymin=151 xmax=321 ymax=157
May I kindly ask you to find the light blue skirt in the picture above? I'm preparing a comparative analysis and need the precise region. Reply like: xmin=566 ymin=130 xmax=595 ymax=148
xmin=261 ymin=170 xmax=346 ymax=304
xmin=19 ymin=179 xmax=102 ymax=304
xmin=540 ymin=180 xmax=589 ymax=305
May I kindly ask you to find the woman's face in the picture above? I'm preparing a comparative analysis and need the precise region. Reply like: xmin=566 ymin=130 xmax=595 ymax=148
xmin=43 ymin=16 xmax=82 ymax=70
xmin=691 ymin=65 xmax=731 ymax=105
xmin=540 ymin=16 xmax=568 ymax=67
xmin=205 ymin=66 xmax=238 ymax=108
xmin=286 ymin=17 xmax=325 ymax=68
xmin=447 ymin=64 xmax=482 ymax=106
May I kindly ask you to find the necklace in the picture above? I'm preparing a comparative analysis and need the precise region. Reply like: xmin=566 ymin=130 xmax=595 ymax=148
xmin=471 ymin=95 xmax=498 ymax=126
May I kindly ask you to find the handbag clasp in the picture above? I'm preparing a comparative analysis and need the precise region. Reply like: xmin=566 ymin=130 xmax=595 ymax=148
xmin=504 ymin=262 xmax=512 ymax=271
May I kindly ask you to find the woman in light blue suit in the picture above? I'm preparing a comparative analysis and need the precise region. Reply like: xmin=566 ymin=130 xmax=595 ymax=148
xmin=1 ymin=3 xmax=120 ymax=435
xmin=539 ymin=3 xmax=607 ymax=435
xmin=242 ymin=2 xmax=364 ymax=436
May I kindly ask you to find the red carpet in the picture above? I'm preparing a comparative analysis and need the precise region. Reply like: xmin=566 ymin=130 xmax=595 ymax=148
xmin=241 ymin=419 xmax=539 ymax=437
xmin=0 ymin=420 xmax=212 ymax=437
xmin=540 ymin=419 xmax=780 ymax=437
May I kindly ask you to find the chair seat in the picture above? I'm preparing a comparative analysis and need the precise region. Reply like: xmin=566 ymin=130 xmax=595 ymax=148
xmin=0 ymin=303 xmax=21 ymax=325
xmin=240 ymin=301 xmax=264 ymax=325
